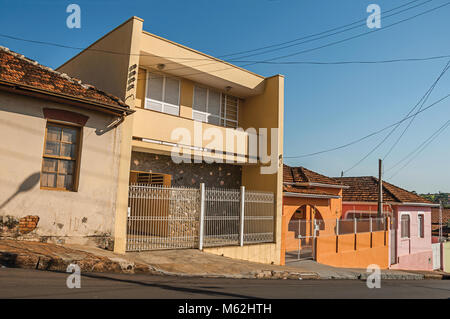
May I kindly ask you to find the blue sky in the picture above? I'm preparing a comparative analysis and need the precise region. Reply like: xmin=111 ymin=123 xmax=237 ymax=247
xmin=0 ymin=0 xmax=449 ymax=193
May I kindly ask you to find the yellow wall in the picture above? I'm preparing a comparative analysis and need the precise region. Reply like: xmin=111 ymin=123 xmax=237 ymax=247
xmin=443 ymin=241 xmax=450 ymax=273
xmin=56 ymin=16 xmax=284 ymax=260
xmin=204 ymin=243 xmax=278 ymax=265
xmin=241 ymin=75 xmax=285 ymax=265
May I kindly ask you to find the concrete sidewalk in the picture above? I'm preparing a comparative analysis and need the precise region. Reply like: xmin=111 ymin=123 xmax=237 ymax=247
xmin=0 ymin=240 xmax=446 ymax=280
xmin=285 ymin=259 xmax=428 ymax=280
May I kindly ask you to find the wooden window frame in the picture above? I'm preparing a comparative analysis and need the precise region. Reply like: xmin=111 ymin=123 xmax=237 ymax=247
xmin=40 ymin=120 xmax=82 ymax=192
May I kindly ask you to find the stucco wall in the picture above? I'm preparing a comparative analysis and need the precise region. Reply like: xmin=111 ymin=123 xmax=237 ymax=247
xmin=131 ymin=151 xmax=242 ymax=188
xmin=443 ymin=241 xmax=450 ymax=273
xmin=390 ymin=206 xmax=433 ymax=270
xmin=0 ymin=90 xmax=122 ymax=247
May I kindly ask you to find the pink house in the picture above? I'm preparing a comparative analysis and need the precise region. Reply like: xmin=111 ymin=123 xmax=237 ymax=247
xmin=335 ymin=177 xmax=439 ymax=271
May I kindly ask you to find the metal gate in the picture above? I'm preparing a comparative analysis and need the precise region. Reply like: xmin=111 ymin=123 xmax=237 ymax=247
xmin=432 ymin=243 xmax=441 ymax=270
xmin=285 ymin=219 xmax=322 ymax=262
xmin=390 ymin=218 xmax=397 ymax=265
xmin=127 ymin=184 xmax=200 ymax=251
xmin=126 ymin=184 xmax=275 ymax=251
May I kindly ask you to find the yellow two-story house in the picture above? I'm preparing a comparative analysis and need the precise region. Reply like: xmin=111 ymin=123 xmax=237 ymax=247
xmin=58 ymin=17 xmax=284 ymax=264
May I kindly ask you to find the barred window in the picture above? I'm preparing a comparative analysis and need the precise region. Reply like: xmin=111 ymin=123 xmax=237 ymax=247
xmin=41 ymin=122 xmax=80 ymax=191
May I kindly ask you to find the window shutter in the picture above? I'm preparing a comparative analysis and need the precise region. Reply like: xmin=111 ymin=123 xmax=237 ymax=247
xmin=193 ymin=87 xmax=207 ymax=112
xmin=147 ymin=73 xmax=163 ymax=102
xmin=164 ymin=77 xmax=180 ymax=106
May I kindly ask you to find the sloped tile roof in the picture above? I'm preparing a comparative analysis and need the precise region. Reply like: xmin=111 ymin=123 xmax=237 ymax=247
xmin=0 ymin=46 xmax=129 ymax=109
xmin=334 ymin=176 xmax=433 ymax=204
xmin=283 ymin=184 xmax=339 ymax=197
xmin=283 ymin=164 xmax=341 ymax=186
xmin=431 ymin=207 xmax=450 ymax=224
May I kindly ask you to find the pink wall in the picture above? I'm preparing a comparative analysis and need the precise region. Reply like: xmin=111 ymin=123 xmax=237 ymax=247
xmin=390 ymin=206 xmax=433 ymax=271
xmin=342 ymin=203 xmax=434 ymax=270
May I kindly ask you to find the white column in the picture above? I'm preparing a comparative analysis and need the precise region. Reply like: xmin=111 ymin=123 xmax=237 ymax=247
xmin=199 ymin=183 xmax=205 ymax=250
xmin=239 ymin=186 xmax=245 ymax=247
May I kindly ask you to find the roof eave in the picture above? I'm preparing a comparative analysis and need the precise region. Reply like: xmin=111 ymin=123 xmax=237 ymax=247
xmin=284 ymin=192 xmax=341 ymax=199
xmin=0 ymin=80 xmax=134 ymax=116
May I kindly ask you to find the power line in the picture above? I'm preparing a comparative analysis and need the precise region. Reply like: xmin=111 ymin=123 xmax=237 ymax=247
xmin=218 ymin=0 xmax=426 ymax=59
xmin=224 ymin=0 xmax=433 ymax=61
xmin=240 ymin=1 xmax=450 ymax=67
xmin=383 ymin=60 xmax=450 ymax=161
xmin=284 ymin=92 xmax=450 ymax=159
xmin=343 ymin=58 xmax=450 ymax=174
xmin=157 ymin=0 xmax=446 ymax=75
xmin=387 ymin=118 xmax=450 ymax=179
xmin=168 ymin=1 xmax=450 ymax=79
xmin=0 ymin=0 xmax=447 ymax=78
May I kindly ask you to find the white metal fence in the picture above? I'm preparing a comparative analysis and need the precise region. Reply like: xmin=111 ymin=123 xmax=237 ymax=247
xmin=127 ymin=184 xmax=200 ymax=251
xmin=126 ymin=183 xmax=275 ymax=251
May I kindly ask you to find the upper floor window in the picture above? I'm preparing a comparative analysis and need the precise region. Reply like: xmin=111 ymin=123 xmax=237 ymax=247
xmin=192 ymin=86 xmax=238 ymax=128
xmin=145 ymin=72 xmax=180 ymax=116
xmin=401 ymin=214 xmax=410 ymax=238
xmin=41 ymin=122 xmax=80 ymax=191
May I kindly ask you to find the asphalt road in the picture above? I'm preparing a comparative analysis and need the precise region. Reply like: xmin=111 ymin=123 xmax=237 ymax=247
xmin=0 ymin=268 xmax=449 ymax=299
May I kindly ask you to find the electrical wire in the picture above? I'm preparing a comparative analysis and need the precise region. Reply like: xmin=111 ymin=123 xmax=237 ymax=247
xmin=284 ymin=92 xmax=450 ymax=158
xmin=343 ymin=59 xmax=450 ymax=174
xmin=387 ymin=118 xmax=450 ymax=179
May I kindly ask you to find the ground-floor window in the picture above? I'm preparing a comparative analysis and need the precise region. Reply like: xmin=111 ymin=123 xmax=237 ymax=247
xmin=401 ymin=214 xmax=410 ymax=238
xmin=129 ymin=170 xmax=171 ymax=186
xmin=41 ymin=122 xmax=81 ymax=191
xmin=418 ymin=214 xmax=424 ymax=238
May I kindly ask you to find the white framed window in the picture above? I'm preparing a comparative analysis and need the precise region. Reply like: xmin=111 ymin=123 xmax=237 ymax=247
xmin=401 ymin=214 xmax=410 ymax=238
xmin=192 ymin=86 xmax=238 ymax=128
xmin=145 ymin=72 xmax=180 ymax=116
xmin=418 ymin=214 xmax=424 ymax=238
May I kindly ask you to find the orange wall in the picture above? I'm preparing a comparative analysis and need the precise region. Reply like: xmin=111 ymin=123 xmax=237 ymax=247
xmin=315 ymin=231 xmax=389 ymax=269
xmin=281 ymin=194 xmax=390 ymax=268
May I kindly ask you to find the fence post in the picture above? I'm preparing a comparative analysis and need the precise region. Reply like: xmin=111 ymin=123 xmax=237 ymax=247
xmin=199 ymin=183 xmax=205 ymax=250
xmin=239 ymin=186 xmax=245 ymax=247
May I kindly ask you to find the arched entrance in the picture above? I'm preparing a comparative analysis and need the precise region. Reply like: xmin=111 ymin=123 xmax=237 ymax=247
xmin=285 ymin=204 xmax=324 ymax=262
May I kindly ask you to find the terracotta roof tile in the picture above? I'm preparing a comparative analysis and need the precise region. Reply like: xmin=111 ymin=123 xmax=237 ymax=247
xmin=283 ymin=184 xmax=338 ymax=197
xmin=283 ymin=165 xmax=340 ymax=186
xmin=0 ymin=46 xmax=129 ymax=109
xmin=334 ymin=176 xmax=433 ymax=204
xmin=431 ymin=208 xmax=450 ymax=224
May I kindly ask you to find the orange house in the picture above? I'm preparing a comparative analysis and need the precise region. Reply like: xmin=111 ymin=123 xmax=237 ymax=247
xmin=282 ymin=165 xmax=390 ymax=269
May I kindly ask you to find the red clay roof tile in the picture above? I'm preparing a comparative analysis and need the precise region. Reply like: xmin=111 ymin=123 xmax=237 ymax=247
xmin=0 ymin=46 xmax=129 ymax=109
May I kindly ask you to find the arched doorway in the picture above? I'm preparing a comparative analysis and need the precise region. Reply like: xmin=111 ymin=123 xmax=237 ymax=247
xmin=285 ymin=204 xmax=324 ymax=262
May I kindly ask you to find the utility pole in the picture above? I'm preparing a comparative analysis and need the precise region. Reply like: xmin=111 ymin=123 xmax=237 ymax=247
xmin=439 ymin=200 xmax=443 ymax=242
xmin=378 ymin=159 xmax=383 ymax=218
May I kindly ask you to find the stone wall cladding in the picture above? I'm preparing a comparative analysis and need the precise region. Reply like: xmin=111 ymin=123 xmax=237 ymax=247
xmin=131 ymin=152 xmax=242 ymax=188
